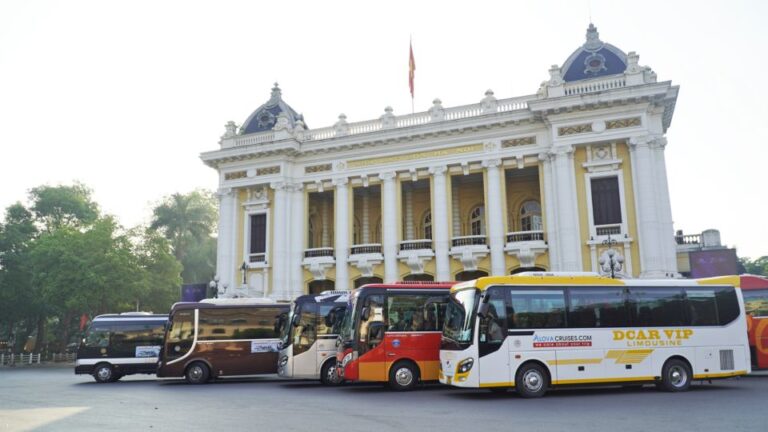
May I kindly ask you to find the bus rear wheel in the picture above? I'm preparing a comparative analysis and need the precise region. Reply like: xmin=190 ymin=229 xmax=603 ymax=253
xmin=515 ymin=363 xmax=549 ymax=398
xmin=185 ymin=362 xmax=210 ymax=385
xmin=320 ymin=360 xmax=343 ymax=386
xmin=93 ymin=363 xmax=114 ymax=384
xmin=659 ymin=358 xmax=691 ymax=392
xmin=389 ymin=361 xmax=419 ymax=391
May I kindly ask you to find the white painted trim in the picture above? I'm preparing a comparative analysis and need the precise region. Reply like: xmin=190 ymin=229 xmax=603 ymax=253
xmin=243 ymin=208 xmax=271 ymax=269
xmin=167 ymin=309 xmax=199 ymax=366
xmin=75 ymin=357 xmax=159 ymax=366
xmin=583 ymin=170 xmax=628 ymax=239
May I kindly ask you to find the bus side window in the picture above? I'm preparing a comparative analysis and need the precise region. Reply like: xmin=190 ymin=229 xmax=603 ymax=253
xmin=479 ymin=289 xmax=506 ymax=343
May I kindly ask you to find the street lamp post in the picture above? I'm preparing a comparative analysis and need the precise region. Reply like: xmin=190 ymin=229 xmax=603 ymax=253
xmin=209 ymin=276 xmax=220 ymax=299
xmin=240 ymin=261 xmax=248 ymax=286
xmin=599 ymin=234 xmax=624 ymax=279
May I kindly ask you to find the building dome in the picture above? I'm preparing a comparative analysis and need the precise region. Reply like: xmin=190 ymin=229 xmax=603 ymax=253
xmin=561 ymin=24 xmax=627 ymax=82
xmin=240 ymin=83 xmax=306 ymax=135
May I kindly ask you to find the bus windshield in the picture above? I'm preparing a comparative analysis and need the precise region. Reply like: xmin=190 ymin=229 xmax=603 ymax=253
xmin=279 ymin=305 xmax=295 ymax=348
xmin=339 ymin=294 xmax=358 ymax=344
xmin=165 ymin=310 xmax=194 ymax=360
xmin=443 ymin=288 xmax=479 ymax=348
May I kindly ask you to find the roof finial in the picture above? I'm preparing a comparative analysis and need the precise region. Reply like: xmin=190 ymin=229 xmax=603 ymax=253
xmin=584 ymin=23 xmax=603 ymax=51
xmin=270 ymin=82 xmax=282 ymax=103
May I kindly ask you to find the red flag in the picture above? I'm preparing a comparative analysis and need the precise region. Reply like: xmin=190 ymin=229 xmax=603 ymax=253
xmin=79 ymin=313 xmax=89 ymax=331
xmin=409 ymin=40 xmax=416 ymax=98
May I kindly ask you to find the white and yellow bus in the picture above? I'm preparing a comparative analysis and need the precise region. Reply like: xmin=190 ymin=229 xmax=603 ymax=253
xmin=439 ymin=273 xmax=750 ymax=397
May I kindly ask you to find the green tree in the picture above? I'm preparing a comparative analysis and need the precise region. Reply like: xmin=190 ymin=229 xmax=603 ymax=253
xmin=0 ymin=203 xmax=39 ymax=350
xmin=130 ymin=228 xmax=183 ymax=314
xmin=740 ymin=256 xmax=768 ymax=276
xmin=150 ymin=190 xmax=217 ymax=283
xmin=29 ymin=183 xmax=99 ymax=231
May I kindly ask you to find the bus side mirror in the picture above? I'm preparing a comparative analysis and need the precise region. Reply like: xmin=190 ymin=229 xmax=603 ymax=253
xmin=361 ymin=306 xmax=370 ymax=321
xmin=366 ymin=321 xmax=385 ymax=347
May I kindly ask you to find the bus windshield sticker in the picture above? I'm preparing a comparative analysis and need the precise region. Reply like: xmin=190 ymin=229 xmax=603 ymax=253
xmin=135 ymin=346 xmax=161 ymax=357
xmin=251 ymin=341 xmax=280 ymax=353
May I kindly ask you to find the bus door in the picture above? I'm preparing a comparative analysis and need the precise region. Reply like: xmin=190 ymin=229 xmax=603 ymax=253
xmin=292 ymin=303 xmax=319 ymax=376
xmin=358 ymin=294 xmax=387 ymax=381
xmin=315 ymin=303 xmax=342 ymax=371
xmin=476 ymin=287 xmax=510 ymax=386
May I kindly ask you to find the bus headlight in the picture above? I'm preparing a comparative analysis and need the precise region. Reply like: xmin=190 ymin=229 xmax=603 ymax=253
xmin=341 ymin=351 xmax=357 ymax=367
xmin=279 ymin=356 xmax=288 ymax=367
xmin=457 ymin=358 xmax=474 ymax=374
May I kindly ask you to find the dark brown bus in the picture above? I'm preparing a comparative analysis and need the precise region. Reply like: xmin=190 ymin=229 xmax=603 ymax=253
xmin=157 ymin=298 xmax=288 ymax=384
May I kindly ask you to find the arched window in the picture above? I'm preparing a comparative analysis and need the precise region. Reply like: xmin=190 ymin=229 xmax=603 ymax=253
xmin=422 ymin=211 xmax=432 ymax=240
xmin=520 ymin=201 xmax=542 ymax=232
xmin=455 ymin=270 xmax=488 ymax=282
xmin=354 ymin=276 xmax=383 ymax=288
xmin=308 ymin=279 xmax=335 ymax=295
xmin=469 ymin=205 xmax=485 ymax=236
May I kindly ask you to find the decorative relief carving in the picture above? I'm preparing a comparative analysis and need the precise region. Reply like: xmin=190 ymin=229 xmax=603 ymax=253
xmin=558 ymin=123 xmax=593 ymax=136
xmin=256 ymin=166 xmax=280 ymax=176
xmin=305 ymin=163 xmax=332 ymax=174
xmin=225 ymin=171 xmax=247 ymax=180
xmin=502 ymin=136 xmax=536 ymax=148
xmin=593 ymin=145 xmax=610 ymax=160
xmin=347 ymin=143 xmax=484 ymax=169
xmin=606 ymin=117 xmax=641 ymax=130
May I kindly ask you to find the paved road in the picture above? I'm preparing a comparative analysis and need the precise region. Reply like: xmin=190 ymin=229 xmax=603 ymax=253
xmin=0 ymin=366 xmax=766 ymax=432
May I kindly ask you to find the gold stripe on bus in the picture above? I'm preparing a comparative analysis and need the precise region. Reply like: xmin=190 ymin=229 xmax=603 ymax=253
xmin=693 ymin=370 xmax=748 ymax=379
xmin=605 ymin=349 xmax=654 ymax=364
xmin=695 ymin=276 xmax=740 ymax=287
xmin=454 ymin=275 xmax=625 ymax=292
xmin=479 ymin=381 xmax=516 ymax=388
xmin=553 ymin=376 xmax=654 ymax=385
xmin=546 ymin=358 xmax=603 ymax=366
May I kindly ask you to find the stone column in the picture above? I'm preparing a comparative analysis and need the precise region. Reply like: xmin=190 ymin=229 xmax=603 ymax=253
xmin=430 ymin=166 xmax=451 ymax=281
xmin=215 ymin=188 xmax=235 ymax=291
xmin=289 ymin=183 xmax=305 ymax=298
xmin=333 ymin=178 xmax=350 ymax=291
xmin=551 ymin=146 xmax=582 ymax=271
xmin=539 ymin=153 xmax=560 ymax=270
xmin=652 ymin=137 xmax=678 ymax=276
xmin=270 ymin=182 xmax=289 ymax=297
xmin=483 ymin=159 xmax=506 ymax=276
xmin=380 ymin=172 xmax=398 ymax=283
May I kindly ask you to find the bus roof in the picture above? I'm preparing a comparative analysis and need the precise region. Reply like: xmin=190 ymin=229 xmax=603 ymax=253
xmin=452 ymin=273 xmax=743 ymax=292
xmin=92 ymin=313 xmax=167 ymax=320
xmin=353 ymin=282 xmax=456 ymax=292
xmin=740 ymin=274 xmax=768 ymax=290
xmin=170 ymin=298 xmax=289 ymax=312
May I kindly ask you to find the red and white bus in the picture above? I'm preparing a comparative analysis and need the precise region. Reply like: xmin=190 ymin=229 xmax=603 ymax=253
xmin=742 ymin=274 xmax=768 ymax=369
xmin=336 ymin=282 xmax=455 ymax=390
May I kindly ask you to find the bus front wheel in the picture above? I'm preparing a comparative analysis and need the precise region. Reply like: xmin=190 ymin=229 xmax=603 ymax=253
xmin=185 ymin=362 xmax=210 ymax=385
xmin=515 ymin=363 xmax=549 ymax=398
xmin=93 ymin=363 xmax=114 ymax=384
xmin=658 ymin=358 xmax=691 ymax=392
xmin=320 ymin=360 xmax=343 ymax=386
xmin=389 ymin=361 xmax=419 ymax=391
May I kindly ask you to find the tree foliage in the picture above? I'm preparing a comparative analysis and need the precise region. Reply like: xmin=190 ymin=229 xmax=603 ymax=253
xmin=0 ymin=184 xmax=184 ymax=352
xmin=150 ymin=190 xmax=217 ymax=283
xmin=740 ymin=256 xmax=768 ymax=276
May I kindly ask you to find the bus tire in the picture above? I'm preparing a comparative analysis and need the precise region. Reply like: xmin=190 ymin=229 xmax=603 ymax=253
xmin=185 ymin=362 xmax=210 ymax=385
xmin=320 ymin=360 xmax=343 ymax=386
xmin=93 ymin=363 xmax=114 ymax=384
xmin=515 ymin=363 xmax=549 ymax=398
xmin=659 ymin=358 xmax=692 ymax=392
xmin=389 ymin=360 xmax=419 ymax=391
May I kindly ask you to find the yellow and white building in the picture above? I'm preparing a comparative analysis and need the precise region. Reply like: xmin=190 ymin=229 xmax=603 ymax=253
xmin=201 ymin=24 xmax=680 ymax=299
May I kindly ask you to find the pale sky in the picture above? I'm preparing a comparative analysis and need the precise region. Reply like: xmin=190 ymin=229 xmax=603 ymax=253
xmin=1 ymin=0 xmax=766 ymax=259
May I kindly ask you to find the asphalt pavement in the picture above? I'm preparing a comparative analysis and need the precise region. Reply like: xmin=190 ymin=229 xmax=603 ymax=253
xmin=1 ymin=366 xmax=766 ymax=432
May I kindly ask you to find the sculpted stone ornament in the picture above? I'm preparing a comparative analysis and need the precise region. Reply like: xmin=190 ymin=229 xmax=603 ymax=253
xmin=223 ymin=121 xmax=238 ymax=138
xmin=334 ymin=113 xmax=349 ymax=136
xmin=547 ymin=65 xmax=564 ymax=86
xmin=273 ymin=112 xmax=291 ymax=131
xmin=380 ymin=106 xmax=396 ymax=129
xmin=428 ymin=99 xmax=445 ymax=122
xmin=480 ymin=89 xmax=498 ymax=113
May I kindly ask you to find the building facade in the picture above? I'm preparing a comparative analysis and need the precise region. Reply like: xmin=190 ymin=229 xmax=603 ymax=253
xmin=202 ymin=24 xmax=680 ymax=299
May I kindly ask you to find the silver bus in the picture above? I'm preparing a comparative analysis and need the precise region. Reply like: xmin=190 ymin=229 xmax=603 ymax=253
xmin=277 ymin=291 xmax=348 ymax=385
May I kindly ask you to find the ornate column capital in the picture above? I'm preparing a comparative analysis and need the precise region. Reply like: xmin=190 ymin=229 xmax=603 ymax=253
xmin=481 ymin=158 xmax=502 ymax=169
xmin=428 ymin=165 xmax=447 ymax=176
xmin=378 ymin=171 xmax=397 ymax=182
xmin=269 ymin=181 xmax=287 ymax=191
xmin=216 ymin=187 xmax=234 ymax=198
xmin=331 ymin=177 xmax=348 ymax=188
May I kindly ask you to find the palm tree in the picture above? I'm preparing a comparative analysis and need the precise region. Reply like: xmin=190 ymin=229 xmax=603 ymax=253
xmin=149 ymin=191 xmax=216 ymax=262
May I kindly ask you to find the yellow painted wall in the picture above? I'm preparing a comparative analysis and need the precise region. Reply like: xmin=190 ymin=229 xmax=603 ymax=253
xmin=573 ymin=143 xmax=642 ymax=277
